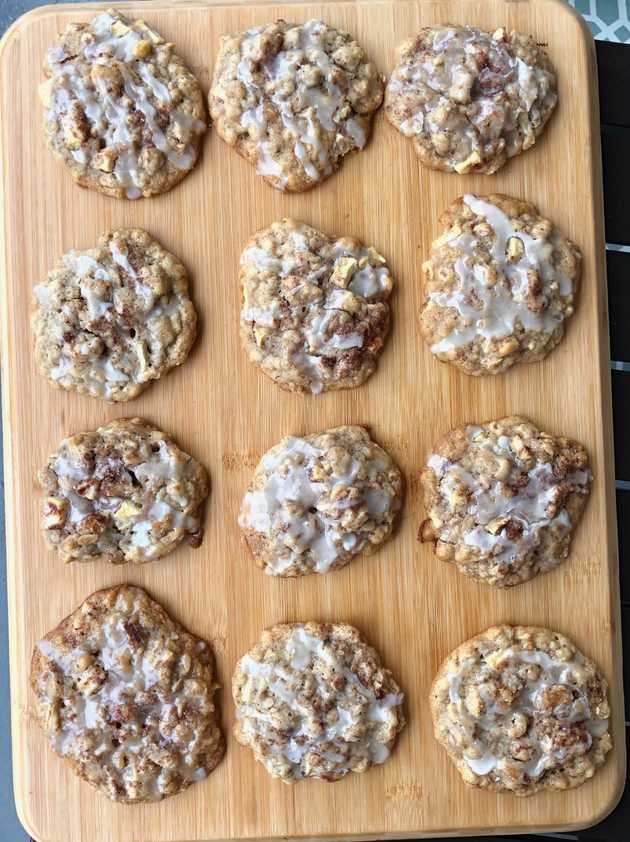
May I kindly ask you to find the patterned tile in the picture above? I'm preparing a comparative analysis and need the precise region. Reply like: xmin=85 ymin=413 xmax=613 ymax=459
xmin=568 ymin=0 xmax=630 ymax=41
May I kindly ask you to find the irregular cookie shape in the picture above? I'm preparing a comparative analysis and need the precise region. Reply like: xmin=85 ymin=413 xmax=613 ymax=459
xmin=431 ymin=625 xmax=611 ymax=795
xmin=40 ymin=9 xmax=207 ymax=198
xmin=32 ymin=229 xmax=197 ymax=402
xmin=209 ymin=19 xmax=383 ymax=191
xmin=420 ymin=416 xmax=591 ymax=587
xmin=38 ymin=418 xmax=208 ymax=564
xmin=233 ymin=622 xmax=405 ymax=781
xmin=31 ymin=585 xmax=224 ymax=802
xmin=385 ymin=25 xmax=557 ymax=174
xmin=240 ymin=219 xmax=393 ymax=393
xmin=421 ymin=194 xmax=581 ymax=375
xmin=239 ymin=426 xmax=402 ymax=577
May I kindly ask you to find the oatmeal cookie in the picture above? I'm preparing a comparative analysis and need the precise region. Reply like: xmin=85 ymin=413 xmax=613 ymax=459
xmin=40 ymin=9 xmax=207 ymax=198
xmin=32 ymin=229 xmax=197 ymax=402
xmin=233 ymin=622 xmax=405 ymax=782
xmin=239 ymin=425 xmax=402 ymax=577
xmin=240 ymin=219 xmax=393 ymax=393
xmin=421 ymin=194 xmax=581 ymax=375
xmin=38 ymin=417 xmax=208 ymax=564
xmin=209 ymin=19 xmax=383 ymax=191
xmin=385 ymin=25 xmax=557 ymax=174
xmin=420 ymin=416 xmax=591 ymax=587
xmin=430 ymin=625 xmax=611 ymax=795
xmin=31 ymin=585 xmax=224 ymax=802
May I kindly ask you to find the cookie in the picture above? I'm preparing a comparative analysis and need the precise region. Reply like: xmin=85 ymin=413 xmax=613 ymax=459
xmin=32 ymin=229 xmax=197 ymax=402
xmin=420 ymin=416 xmax=591 ymax=587
xmin=430 ymin=625 xmax=611 ymax=795
xmin=240 ymin=219 xmax=393 ymax=393
xmin=233 ymin=622 xmax=405 ymax=782
xmin=239 ymin=425 xmax=402 ymax=577
xmin=30 ymin=585 xmax=224 ymax=802
xmin=40 ymin=9 xmax=207 ymax=198
xmin=209 ymin=19 xmax=383 ymax=191
xmin=38 ymin=417 xmax=208 ymax=564
xmin=420 ymin=194 xmax=581 ymax=375
xmin=385 ymin=25 xmax=557 ymax=174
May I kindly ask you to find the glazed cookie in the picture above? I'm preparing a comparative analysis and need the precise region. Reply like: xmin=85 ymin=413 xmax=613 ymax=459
xmin=239 ymin=426 xmax=402 ymax=577
xmin=431 ymin=625 xmax=611 ymax=795
xmin=38 ymin=418 xmax=208 ymax=564
xmin=40 ymin=9 xmax=207 ymax=198
xmin=240 ymin=219 xmax=393 ymax=393
xmin=233 ymin=622 xmax=405 ymax=782
xmin=385 ymin=25 xmax=557 ymax=174
xmin=209 ymin=19 xmax=383 ymax=191
xmin=31 ymin=585 xmax=224 ymax=802
xmin=32 ymin=229 xmax=197 ymax=402
xmin=421 ymin=194 xmax=581 ymax=375
xmin=420 ymin=416 xmax=591 ymax=587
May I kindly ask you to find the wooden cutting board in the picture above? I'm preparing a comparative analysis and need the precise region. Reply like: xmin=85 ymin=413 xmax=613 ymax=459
xmin=0 ymin=0 xmax=625 ymax=839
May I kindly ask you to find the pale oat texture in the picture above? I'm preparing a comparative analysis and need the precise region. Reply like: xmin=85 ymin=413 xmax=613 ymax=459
xmin=233 ymin=622 xmax=405 ymax=782
xmin=240 ymin=219 xmax=393 ymax=394
xmin=32 ymin=228 xmax=196 ymax=402
xmin=40 ymin=9 xmax=207 ymax=198
xmin=420 ymin=194 xmax=581 ymax=375
xmin=385 ymin=25 xmax=557 ymax=174
xmin=209 ymin=19 xmax=383 ymax=192
xmin=30 ymin=585 xmax=224 ymax=802
xmin=239 ymin=426 xmax=403 ymax=577
xmin=38 ymin=417 xmax=208 ymax=564
xmin=420 ymin=416 xmax=591 ymax=587
xmin=431 ymin=625 xmax=611 ymax=795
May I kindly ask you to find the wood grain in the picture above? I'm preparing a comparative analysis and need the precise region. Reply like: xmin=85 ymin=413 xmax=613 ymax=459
xmin=0 ymin=1 xmax=625 ymax=840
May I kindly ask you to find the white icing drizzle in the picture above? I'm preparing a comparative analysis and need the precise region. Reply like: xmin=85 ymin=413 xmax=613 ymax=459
xmin=239 ymin=434 xmax=397 ymax=575
xmin=428 ymin=425 xmax=591 ymax=566
xmin=235 ymin=626 xmax=403 ymax=779
xmin=44 ymin=11 xmax=205 ymax=198
xmin=387 ymin=25 xmax=556 ymax=169
xmin=33 ymin=237 xmax=191 ymax=401
xmin=236 ymin=20 xmax=367 ymax=184
xmin=240 ymin=223 xmax=392 ymax=393
xmin=445 ymin=644 xmax=608 ymax=781
xmin=34 ymin=598 xmax=214 ymax=799
xmin=429 ymin=195 xmax=574 ymax=354
xmin=46 ymin=431 xmax=202 ymax=562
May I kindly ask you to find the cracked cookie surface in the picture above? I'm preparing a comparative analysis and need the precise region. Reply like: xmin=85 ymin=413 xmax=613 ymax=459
xmin=385 ymin=25 xmax=557 ymax=174
xmin=40 ymin=9 xmax=207 ymax=198
xmin=420 ymin=416 xmax=591 ymax=587
xmin=431 ymin=625 xmax=611 ymax=795
xmin=240 ymin=219 xmax=394 ymax=393
xmin=31 ymin=585 xmax=224 ymax=802
xmin=38 ymin=417 xmax=209 ymax=564
xmin=233 ymin=622 xmax=405 ymax=782
xmin=239 ymin=425 xmax=402 ymax=577
xmin=32 ymin=228 xmax=197 ymax=402
xmin=209 ymin=19 xmax=383 ymax=191
xmin=421 ymin=194 xmax=581 ymax=375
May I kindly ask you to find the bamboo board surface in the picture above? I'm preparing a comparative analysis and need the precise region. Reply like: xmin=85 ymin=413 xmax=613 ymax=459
xmin=0 ymin=0 xmax=625 ymax=840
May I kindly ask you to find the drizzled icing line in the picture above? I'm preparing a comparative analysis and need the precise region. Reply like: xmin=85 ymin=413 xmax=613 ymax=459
xmin=429 ymin=195 xmax=575 ymax=355
xmin=239 ymin=428 xmax=401 ymax=576
xmin=428 ymin=423 xmax=591 ymax=567
xmin=42 ymin=11 xmax=205 ymax=198
xmin=233 ymin=624 xmax=405 ymax=781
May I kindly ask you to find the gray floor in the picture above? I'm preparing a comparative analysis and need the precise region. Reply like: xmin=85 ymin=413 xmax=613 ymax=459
xmin=0 ymin=417 xmax=23 ymax=842
xmin=1 ymin=0 xmax=66 ymax=35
